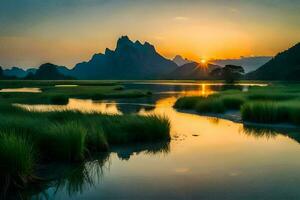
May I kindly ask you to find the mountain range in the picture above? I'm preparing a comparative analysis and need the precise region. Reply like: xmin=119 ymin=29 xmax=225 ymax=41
xmin=1 ymin=36 xmax=300 ymax=80
xmin=3 ymin=67 xmax=36 ymax=78
xmin=25 ymin=63 xmax=73 ymax=80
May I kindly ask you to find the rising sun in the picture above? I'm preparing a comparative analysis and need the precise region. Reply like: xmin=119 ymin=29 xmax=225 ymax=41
xmin=200 ymin=59 xmax=207 ymax=64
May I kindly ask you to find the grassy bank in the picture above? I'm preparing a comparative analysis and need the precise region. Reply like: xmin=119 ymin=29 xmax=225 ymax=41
xmin=0 ymin=103 xmax=170 ymax=192
xmin=0 ymin=82 xmax=151 ymax=105
xmin=174 ymin=84 xmax=300 ymax=125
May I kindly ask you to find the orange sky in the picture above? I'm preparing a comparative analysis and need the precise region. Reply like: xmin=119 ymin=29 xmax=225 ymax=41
xmin=1 ymin=0 xmax=300 ymax=68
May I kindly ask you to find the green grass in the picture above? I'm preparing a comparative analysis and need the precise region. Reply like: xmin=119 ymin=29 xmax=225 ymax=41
xmin=174 ymin=84 xmax=300 ymax=125
xmin=0 ymin=133 xmax=35 ymax=187
xmin=241 ymin=101 xmax=300 ymax=125
xmin=102 ymin=115 xmax=170 ymax=144
xmin=195 ymin=98 xmax=225 ymax=113
xmin=174 ymin=95 xmax=245 ymax=113
xmin=173 ymin=96 xmax=206 ymax=110
xmin=0 ymin=102 xmax=171 ymax=189
xmin=39 ymin=122 xmax=87 ymax=162
xmin=0 ymin=81 xmax=151 ymax=105
xmin=221 ymin=95 xmax=245 ymax=110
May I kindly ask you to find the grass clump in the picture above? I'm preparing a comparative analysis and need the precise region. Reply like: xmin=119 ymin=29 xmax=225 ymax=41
xmin=241 ymin=102 xmax=288 ymax=123
xmin=84 ymin=120 xmax=109 ymax=152
xmin=195 ymin=98 xmax=225 ymax=113
xmin=0 ymin=133 xmax=35 ymax=186
xmin=100 ymin=115 xmax=170 ymax=144
xmin=247 ymin=93 xmax=298 ymax=101
xmin=221 ymin=95 xmax=245 ymax=110
xmin=241 ymin=101 xmax=300 ymax=125
xmin=39 ymin=122 xmax=87 ymax=162
xmin=173 ymin=96 xmax=205 ymax=109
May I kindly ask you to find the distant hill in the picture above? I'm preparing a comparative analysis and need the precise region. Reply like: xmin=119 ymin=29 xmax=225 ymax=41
xmin=246 ymin=43 xmax=300 ymax=80
xmin=166 ymin=62 xmax=221 ymax=80
xmin=3 ymin=67 xmax=27 ymax=78
xmin=66 ymin=36 xmax=178 ymax=79
xmin=3 ymin=67 xmax=37 ymax=78
xmin=0 ymin=66 xmax=17 ymax=80
xmin=25 ymin=63 xmax=74 ymax=80
xmin=211 ymin=56 xmax=271 ymax=73
xmin=173 ymin=55 xmax=193 ymax=66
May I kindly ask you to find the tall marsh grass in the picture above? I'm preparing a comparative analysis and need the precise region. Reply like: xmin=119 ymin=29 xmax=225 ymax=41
xmin=0 ymin=103 xmax=171 ymax=189
xmin=241 ymin=101 xmax=300 ymax=125
xmin=0 ymin=133 xmax=35 ymax=189
xmin=40 ymin=122 xmax=87 ymax=162
xmin=174 ymin=84 xmax=300 ymax=126
xmin=174 ymin=95 xmax=245 ymax=113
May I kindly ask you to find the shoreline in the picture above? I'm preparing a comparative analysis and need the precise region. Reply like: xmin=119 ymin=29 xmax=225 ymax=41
xmin=176 ymin=109 xmax=300 ymax=130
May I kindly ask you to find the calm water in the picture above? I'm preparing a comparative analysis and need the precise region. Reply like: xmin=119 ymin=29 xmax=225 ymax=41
xmin=19 ymin=82 xmax=300 ymax=200
xmin=0 ymin=87 xmax=41 ymax=93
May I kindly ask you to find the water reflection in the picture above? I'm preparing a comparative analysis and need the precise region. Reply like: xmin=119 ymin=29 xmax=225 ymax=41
xmin=0 ymin=87 xmax=41 ymax=93
xmin=27 ymin=141 xmax=170 ymax=199
xmin=11 ymin=82 xmax=300 ymax=200
xmin=113 ymin=142 xmax=170 ymax=161
xmin=243 ymin=125 xmax=300 ymax=143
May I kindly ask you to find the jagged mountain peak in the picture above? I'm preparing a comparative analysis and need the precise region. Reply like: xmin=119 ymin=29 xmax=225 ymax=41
xmin=70 ymin=36 xmax=177 ymax=79
xmin=116 ymin=35 xmax=134 ymax=49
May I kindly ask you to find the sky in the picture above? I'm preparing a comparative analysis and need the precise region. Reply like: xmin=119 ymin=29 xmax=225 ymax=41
xmin=1 ymin=0 xmax=300 ymax=68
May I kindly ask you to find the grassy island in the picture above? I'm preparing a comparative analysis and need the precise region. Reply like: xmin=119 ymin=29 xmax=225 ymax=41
xmin=174 ymin=84 xmax=300 ymax=125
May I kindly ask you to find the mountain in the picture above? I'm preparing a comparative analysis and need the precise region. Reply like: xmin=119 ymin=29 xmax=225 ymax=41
xmin=173 ymin=55 xmax=193 ymax=66
xmin=0 ymin=66 xmax=17 ymax=79
xmin=246 ymin=43 xmax=300 ymax=80
xmin=3 ymin=67 xmax=27 ymax=78
xmin=3 ymin=67 xmax=37 ymax=78
xmin=26 ymin=68 xmax=37 ymax=75
xmin=211 ymin=56 xmax=271 ymax=73
xmin=167 ymin=62 xmax=221 ymax=80
xmin=68 ymin=36 xmax=178 ymax=79
xmin=25 ymin=63 xmax=74 ymax=80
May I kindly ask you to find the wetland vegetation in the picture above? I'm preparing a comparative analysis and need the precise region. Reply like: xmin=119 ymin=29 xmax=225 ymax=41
xmin=0 ymin=81 xmax=170 ymax=197
xmin=174 ymin=84 xmax=300 ymax=125
xmin=2 ymin=80 xmax=300 ymax=199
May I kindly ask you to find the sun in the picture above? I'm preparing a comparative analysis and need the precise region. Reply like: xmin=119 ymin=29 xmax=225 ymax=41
xmin=200 ymin=59 xmax=207 ymax=64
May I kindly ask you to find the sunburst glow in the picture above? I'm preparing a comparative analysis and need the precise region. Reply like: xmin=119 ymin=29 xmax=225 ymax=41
xmin=200 ymin=59 xmax=207 ymax=64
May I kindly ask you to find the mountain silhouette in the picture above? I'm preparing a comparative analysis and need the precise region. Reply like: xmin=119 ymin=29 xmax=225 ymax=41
xmin=3 ymin=67 xmax=27 ymax=78
xmin=3 ymin=67 xmax=37 ymax=78
xmin=0 ymin=66 xmax=18 ymax=79
xmin=25 ymin=63 xmax=74 ymax=80
xmin=66 ymin=36 xmax=177 ymax=79
xmin=246 ymin=43 xmax=300 ymax=80
xmin=212 ymin=56 xmax=271 ymax=73
xmin=166 ymin=62 xmax=221 ymax=79
xmin=173 ymin=55 xmax=193 ymax=66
